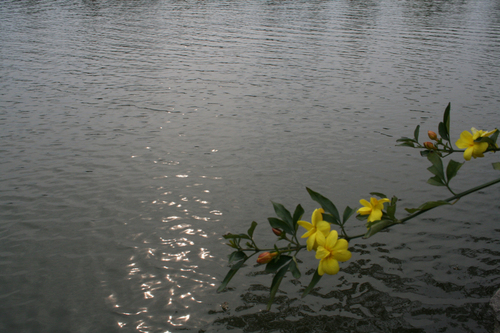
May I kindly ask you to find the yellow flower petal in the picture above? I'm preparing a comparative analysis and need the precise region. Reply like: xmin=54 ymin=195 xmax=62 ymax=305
xmin=359 ymin=199 xmax=371 ymax=207
xmin=316 ymin=220 xmax=331 ymax=236
xmin=357 ymin=207 xmax=371 ymax=215
xmin=311 ymin=208 xmax=325 ymax=226
xmin=456 ymin=130 xmax=472 ymax=149
xmin=325 ymin=230 xmax=339 ymax=249
xmin=306 ymin=233 xmax=316 ymax=251
xmin=463 ymin=147 xmax=473 ymax=161
xmin=368 ymin=209 xmax=383 ymax=222
xmin=319 ymin=257 xmax=340 ymax=276
xmin=315 ymin=229 xmax=326 ymax=246
xmin=315 ymin=246 xmax=329 ymax=260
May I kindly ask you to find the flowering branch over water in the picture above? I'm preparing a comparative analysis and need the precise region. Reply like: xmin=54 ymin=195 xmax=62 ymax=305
xmin=218 ymin=103 xmax=500 ymax=310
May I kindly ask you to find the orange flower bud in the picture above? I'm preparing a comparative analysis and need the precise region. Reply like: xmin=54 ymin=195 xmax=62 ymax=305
xmin=272 ymin=228 xmax=282 ymax=236
xmin=423 ymin=141 xmax=435 ymax=150
xmin=256 ymin=252 xmax=277 ymax=264
xmin=428 ymin=130 xmax=438 ymax=141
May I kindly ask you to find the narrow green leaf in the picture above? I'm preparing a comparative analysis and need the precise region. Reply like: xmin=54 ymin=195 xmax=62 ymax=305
xmin=386 ymin=197 xmax=397 ymax=220
xmin=427 ymin=175 xmax=446 ymax=187
xmin=217 ymin=259 xmax=246 ymax=292
xmin=427 ymin=152 xmax=444 ymax=180
xmin=247 ymin=221 xmax=258 ymax=239
xmin=302 ymin=269 xmax=322 ymax=298
xmin=397 ymin=142 xmax=416 ymax=148
xmin=272 ymin=201 xmax=293 ymax=224
xmin=342 ymin=206 xmax=356 ymax=224
xmin=420 ymin=150 xmax=430 ymax=157
xmin=356 ymin=214 xmax=368 ymax=221
xmin=267 ymin=263 xmax=290 ymax=310
xmin=493 ymin=162 xmax=500 ymax=171
xmin=475 ymin=136 xmax=497 ymax=146
xmin=427 ymin=165 xmax=442 ymax=177
xmin=322 ymin=213 xmax=340 ymax=226
xmin=404 ymin=200 xmax=451 ymax=214
xmin=289 ymin=257 xmax=301 ymax=279
xmin=396 ymin=137 xmax=417 ymax=142
xmin=443 ymin=102 xmax=451 ymax=140
xmin=446 ymin=160 xmax=463 ymax=182
xmin=438 ymin=122 xmax=449 ymax=142
xmin=228 ymin=250 xmax=247 ymax=264
xmin=363 ymin=220 xmax=397 ymax=238
xmin=268 ymin=217 xmax=294 ymax=235
xmin=414 ymin=124 xmax=420 ymax=142
xmin=490 ymin=129 xmax=499 ymax=144
xmin=370 ymin=192 xmax=387 ymax=198
xmin=292 ymin=204 xmax=305 ymax=231
xmin=307 ymin=188 xmax=340 ymax=222
xmin=265 ymin=255 xmax=292 ymax=273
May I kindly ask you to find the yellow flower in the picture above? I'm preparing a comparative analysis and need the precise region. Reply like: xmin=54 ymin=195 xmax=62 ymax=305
xmin=357 ymin=197 xmax=390 ymax=223
xmin=455 ymin=127 xmax=497 ymax=161
xmin=315 ymin=230 xmax=352 ymax=276
xmin=297 ymin=208 xmax=330 ymax=251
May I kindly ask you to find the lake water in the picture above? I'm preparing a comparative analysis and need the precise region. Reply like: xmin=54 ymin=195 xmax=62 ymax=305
xmin=1 ymin=0 xmax=500 ymax=332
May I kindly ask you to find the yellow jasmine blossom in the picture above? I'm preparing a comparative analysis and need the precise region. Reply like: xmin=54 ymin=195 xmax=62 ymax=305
xmin=315 ymin=230 xmax=352 ymax=276
xmin=455 ymin=127 xmax=497 ymax=161
xmin=357 ymin=197 xmax=390 ymax=223
xmin=297 ymin=208 xmax=330 ymax=251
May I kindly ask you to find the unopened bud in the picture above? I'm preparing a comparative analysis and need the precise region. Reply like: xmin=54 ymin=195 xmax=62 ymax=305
xmin=256 ymin=252 xmax=277 ymax=264
xmin=272 ymin=228 xmax=282 ymax=236
xmin=423 ymin=141 xmax=435 ymax=150
xmin=428 ymin=131 xmax=438 ymax=141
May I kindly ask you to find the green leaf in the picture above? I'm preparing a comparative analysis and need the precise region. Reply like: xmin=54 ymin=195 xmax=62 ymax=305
xmin=396 ymin=136 xmax=417 ymax=143
xmin=307 ymin=188 xmax=340 ymax=223
xmin=427 ymin=152 xmax=445 ymax=180
xmin=322 ymin=213 xmax=340 ymax=226
xmin=475 ymin=136 xmax=497 ymax=145
xmin=370 ymin=192 xmax=387 ymax=198
xmin=427 ymin=175 xmax=446 ymax=187
xmin=217 ymin=259 xmax=246 ymax=292
xmin=404 ymin=200 xmax=451 ymax=214
xmin=363 ymin=219 xmax=397 ymax=238
xmin=247 ymin=221 xmax=258 ymax=239
xmin=289 ymin=257 xmax=301 ymax=279
xmin=414 ymin=124 xmax=420 ymax=142
xmin=228 ymin=250 xmax=247 ymax=264
xmin=271 ymin=202 xmax=294 ymax=232
xmin=356 ymin=214 xmax=368 ymax=221
xmin=443 ymin=102 xmax=451 ymax=140
xmin=490 ymin=129 xmax=499 ymax=144
xmin=438 ymin=122 xmax=448 ymax=142
xmin=267 ymin=262 xmax=290 ymax=310
xmin=342 ymin=206 xmax=356 ymax=224
xmin=268 ymin=217 xmax=294 ymax=235
xmin=292 ymin=204 xmax=305 ymax=231
xmin=493 ymin=162 xmax=500 ymax=171
xmin=223 ymin=233 xmax=251 ymax=240
xmin=265 ymin=255 xmax=292 ymax=273
xmin=302 ymin=269 xmax=322 ymax=298
xmin=386 ymin=196 xmax=397 ymax=220
xmin=446 ymin=160 xmax=463 ymax=182
xmin=397 ymin=142 xmax=416 ymax=148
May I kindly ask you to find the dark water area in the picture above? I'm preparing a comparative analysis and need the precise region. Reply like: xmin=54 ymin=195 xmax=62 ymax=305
xmin=1 ymin=0 xmax=500 ymax=332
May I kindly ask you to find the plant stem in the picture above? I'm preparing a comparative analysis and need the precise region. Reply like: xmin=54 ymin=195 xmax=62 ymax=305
xmin=399 ymin=175 xmax=500 ymax=223
xmin=346 ymin=175 xmax=500 ymax=241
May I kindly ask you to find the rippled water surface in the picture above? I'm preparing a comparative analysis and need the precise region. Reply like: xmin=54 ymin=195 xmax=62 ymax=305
xmin=1 ymin=0 xmax=500 ymax=332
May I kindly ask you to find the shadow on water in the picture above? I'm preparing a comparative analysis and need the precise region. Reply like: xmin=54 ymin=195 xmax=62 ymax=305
xmin=210 ymin=225 xmax=500 ymax=333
